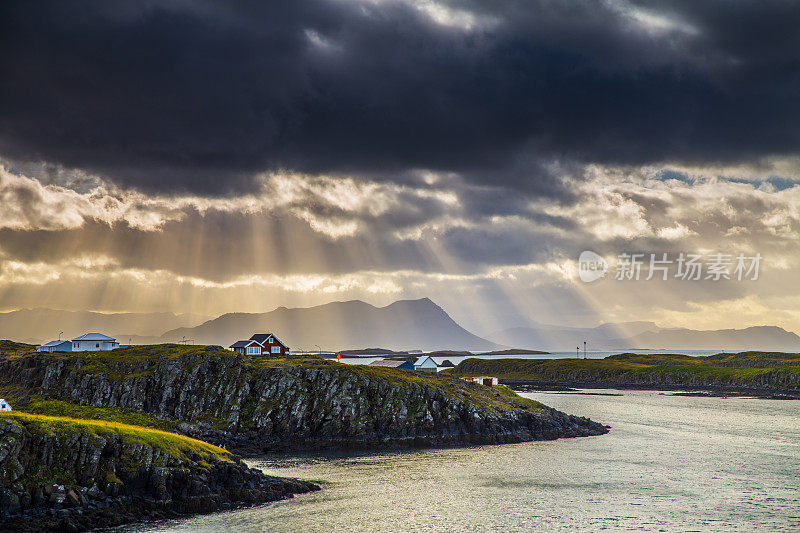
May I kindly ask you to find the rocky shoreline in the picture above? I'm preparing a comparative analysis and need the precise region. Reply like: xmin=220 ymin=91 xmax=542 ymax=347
xmin=0 ymin=415 xmax=318 ymax=532
xmin=0 ymin=346 xmax=610 ymax=531
xmin=504 ymin=380 xmax=800 ymax=399
xmin=0 ymin=347 xmax=609 ymax=455
xmin=203 ymin=405 xmax=608 ymax=456
xmin=1 ymin=477 xmax=317 ymax=533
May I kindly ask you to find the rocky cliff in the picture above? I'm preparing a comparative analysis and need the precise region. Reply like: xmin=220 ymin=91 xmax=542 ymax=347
xmin=0 ymin=412 xmax=318 ymax=532
xmin=0 ymin=345 xmax=607 ymax=454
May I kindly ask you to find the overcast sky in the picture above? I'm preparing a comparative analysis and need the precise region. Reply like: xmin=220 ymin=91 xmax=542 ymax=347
xmin=1 ymin=0 xmax=799 ymax=335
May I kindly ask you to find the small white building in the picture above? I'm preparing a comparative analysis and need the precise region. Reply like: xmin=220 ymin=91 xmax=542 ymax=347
xmin=36 ymin=340 xmax=72 ymax=353
xmin=414 ymin=355 xmax=438 ymax=373
xmin=71 ymin=333 xmax=119 ymax=352
xmin=463 ymin=376 xmax=499 ymax=387
xmin=0 ymin=399 xmax=11 ymax=411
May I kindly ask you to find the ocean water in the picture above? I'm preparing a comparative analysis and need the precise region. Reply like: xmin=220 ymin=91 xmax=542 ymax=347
xmin=336 ymin=349 xmax=724 ymax=367
xmin=128 ymin=390 xmax=800 ymax=532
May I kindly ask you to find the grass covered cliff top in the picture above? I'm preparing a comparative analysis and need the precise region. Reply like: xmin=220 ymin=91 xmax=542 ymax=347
xmin=0 ymin=412 xmax=234 ymax=495
xmin=0 ymin=412 xmax=233 ymax=464
xmin=0 ymin=339 xmax=35 ymax=354
xmin=453 ymin=352 xmax=800 ymax=389
xmin=0 ymin=343 xmax=551 ymax=431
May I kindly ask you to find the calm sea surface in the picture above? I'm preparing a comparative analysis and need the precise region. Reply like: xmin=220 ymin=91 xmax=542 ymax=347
xmin=127 ymin=390 xmax=800 ymax=532
xmin=336 ymin=349 xmax=725 ymax=366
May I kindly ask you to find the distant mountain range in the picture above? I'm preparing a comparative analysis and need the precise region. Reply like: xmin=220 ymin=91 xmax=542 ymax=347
xmin=161 ymin=298 xmax=502 ymax=352
xmin=5 ymin=301 xmax=800 ymax=353
xmin=488 ymin=323 xmax=800 ymax=352
xmin=0 ymin=308 xmax=208 ymax=345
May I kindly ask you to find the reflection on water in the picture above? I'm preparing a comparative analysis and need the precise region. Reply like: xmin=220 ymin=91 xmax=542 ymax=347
xmin=126 ymin=391 xmax=800 ymax=532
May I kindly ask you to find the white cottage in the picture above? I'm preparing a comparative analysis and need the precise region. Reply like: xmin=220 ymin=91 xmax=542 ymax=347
xmin=36 ymin=340 xmax=72 ymax=353
xmin=414 ymin=355 xmax=438 ymax=373
xmin=0 ymin=399 xmax=11 ymax=411
xmin=71 ymin=333 xmax=119 ymax=352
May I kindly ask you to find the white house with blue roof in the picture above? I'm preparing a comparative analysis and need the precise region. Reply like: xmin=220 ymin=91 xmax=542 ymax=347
xmin=70 ymin=333 xmax=119 ymax=351
xmin=36 ymin=340 xmax=72 ymax=353
xmin=414 ymin=355 xmax=439 ymax=373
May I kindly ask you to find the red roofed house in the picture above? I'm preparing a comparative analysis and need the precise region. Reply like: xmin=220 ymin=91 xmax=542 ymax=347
xmin=230 ymin=333 xmax=290 ymax=356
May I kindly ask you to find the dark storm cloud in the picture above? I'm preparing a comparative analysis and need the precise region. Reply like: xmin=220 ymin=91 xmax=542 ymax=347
xmin=1 ymin=0 xmax=799 ymax=194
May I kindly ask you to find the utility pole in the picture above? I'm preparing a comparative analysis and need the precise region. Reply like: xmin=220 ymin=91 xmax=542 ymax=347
xmin=583 ymin=341 xmax=587 ymax=359
xmin=576 ymin=346 xmax=579 ymax=359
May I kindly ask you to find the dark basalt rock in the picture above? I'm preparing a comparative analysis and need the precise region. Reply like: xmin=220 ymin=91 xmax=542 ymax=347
xmin=0 ymin=350 xmax=608 ymax=455
xmin=0 ymin=418 xmax=318 ymax=532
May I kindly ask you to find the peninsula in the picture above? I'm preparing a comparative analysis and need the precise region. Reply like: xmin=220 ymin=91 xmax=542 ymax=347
xmin=0 ymin=341 xmax=608 ymax=530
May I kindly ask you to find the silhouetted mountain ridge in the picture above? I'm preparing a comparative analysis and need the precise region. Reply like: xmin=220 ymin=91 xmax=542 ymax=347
xmin=162 ymin=298 xmax=502 ymax=351
xmin=489 ymin=323 xmax=800 ymax=352
xmin=0 ymin=308 xmax=207 ymax=344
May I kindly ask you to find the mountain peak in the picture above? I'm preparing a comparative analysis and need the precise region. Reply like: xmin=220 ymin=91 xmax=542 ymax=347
xmin=161 ymin=297 xmax=499 ymax=351
xmin=383 ymin=297 xmax=439 ymax=309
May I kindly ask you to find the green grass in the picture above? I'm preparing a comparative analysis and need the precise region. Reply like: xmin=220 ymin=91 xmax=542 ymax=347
xmin=706 ymin=351 xmax=800 ymax=367
xmin=26 ymin=398 xmax=178 ymax=431
xmin=493 ymin=384 xmax=547 ymax=410
xmin=241 ymin=354 xmax=551 ymax=417
xmin=628 ymin=363 xmax=768 ymax=381
xmin=241 ymin=355 xmax=549 ymax=416
xmin=1 ymin=411 xmax=232 ymax=464
xmin=50 ymin=344 xmax=229 ymax=378
xmin=0 ymin=384 xmax=182 ymax=431
xmin=336 ymin=362 xmax=550 ymax=415
xmin=242 ymin=355 xmax=329 ymax=369
xmin=454 ymin=358 xmax=645 ymax=381
xmin=605 ymin=353 xmax=707 ymax=365
xmin=0 ymin=339 xmax=36 ymax=356
xmin=453 ymin=353 xmax=800 ymax=389
xmin=0 ymin=412 xmax=234 ymax=491
xmin=1 ymin=346 xmax=551 ymax=429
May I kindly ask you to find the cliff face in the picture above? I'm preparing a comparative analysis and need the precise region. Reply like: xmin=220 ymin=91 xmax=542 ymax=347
xmin=0 ymin=413 xmax=317 ymax=532
xmin=0 ymin=346 xmax=607 ymax=454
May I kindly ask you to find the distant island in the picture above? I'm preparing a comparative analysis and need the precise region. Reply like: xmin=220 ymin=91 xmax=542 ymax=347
xmin=335 ymin=347 xmax=549 ymax=358
xmin=488 ymin=323 xmax=800 ymax=352
xmin=479 ymin=348 xmax=550 ymax=356
xmin=454 ymin=352 xmax=800 ymax=398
